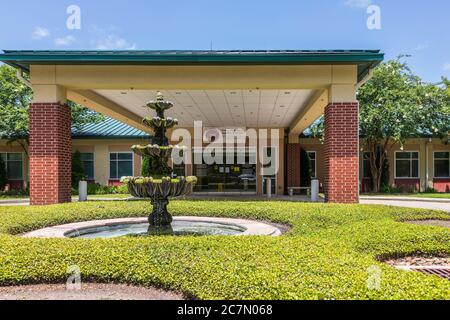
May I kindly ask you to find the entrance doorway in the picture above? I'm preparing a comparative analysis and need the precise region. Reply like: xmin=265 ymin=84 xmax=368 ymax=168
xmin=193 ymin=150 xmax=257 ymax=194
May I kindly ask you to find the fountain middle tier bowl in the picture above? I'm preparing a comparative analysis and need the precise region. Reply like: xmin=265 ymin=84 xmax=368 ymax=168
xmin=121 ymin=176 xmax=197 ymax=199
xmin=131 ymin=144 xmax=186 ymax=158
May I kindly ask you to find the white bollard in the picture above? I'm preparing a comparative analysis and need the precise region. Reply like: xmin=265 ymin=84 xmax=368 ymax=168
xmin=266 ymin=178 xmax=272 ymax=199
xmin=78 ymin=181 xmax=88 ymax=202
xmin=311 ymin=179 xmax=319 ymax=202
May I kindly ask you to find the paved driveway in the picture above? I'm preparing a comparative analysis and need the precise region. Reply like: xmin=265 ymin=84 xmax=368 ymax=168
xmin=360 ymin=199 xmax=450 ymax=212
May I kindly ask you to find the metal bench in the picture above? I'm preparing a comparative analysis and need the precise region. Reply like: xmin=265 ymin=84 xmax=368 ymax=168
xmin=288 ymin=187 xmax=311 ymax=197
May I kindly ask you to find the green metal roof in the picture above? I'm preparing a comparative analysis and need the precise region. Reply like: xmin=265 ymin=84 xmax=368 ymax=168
xmin=72 ymin=117 xmax=150 ymax=140
xmin=0 ymin=50 xmax=384 ymax=82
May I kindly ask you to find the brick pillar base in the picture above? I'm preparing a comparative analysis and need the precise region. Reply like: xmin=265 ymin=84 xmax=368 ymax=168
xmin=324 ymin=102 xmax=359 ymax=203
xmin=29 ymin=103 xmax=72 ymax=205
xmin=287 ymin=144 xmax=301 ymax=192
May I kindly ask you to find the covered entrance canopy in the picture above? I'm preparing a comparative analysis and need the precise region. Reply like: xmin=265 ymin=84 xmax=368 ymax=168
xmin=0 ymin=50 xmax=383 ymax=205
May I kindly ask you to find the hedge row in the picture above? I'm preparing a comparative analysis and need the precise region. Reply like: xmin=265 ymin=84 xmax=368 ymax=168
xmin=0 ymin=201 xmax=449 ymax=299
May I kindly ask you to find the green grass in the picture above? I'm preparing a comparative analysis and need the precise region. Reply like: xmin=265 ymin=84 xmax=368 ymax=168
xmin=0 ymin=195 xmax=28 ymax=200
xmin=0 ymin=200 xmax=449 ymax=299
xmin=363 ymin=193 xmax=450 ymax=199
xmin=83 ymin=194 xmax=131 ymax=199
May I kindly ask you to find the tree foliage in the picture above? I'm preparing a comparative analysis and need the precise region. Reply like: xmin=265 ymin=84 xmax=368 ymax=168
xmin=300 ymin=149 xmax=312 ymax=188
xmin=304 ymin=58 xmax=450 ymax=192
xmin=141 ymin=156 xmax=151 ymax=177
xmin=359 ymin=57 xmax=449 ymax=191
xmin=71 ymin=150 xmax=86 ymax=188
xmin=0 ymin=64 xmax=105 ymax=155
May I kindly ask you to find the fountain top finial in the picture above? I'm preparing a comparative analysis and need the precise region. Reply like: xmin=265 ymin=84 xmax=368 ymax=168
xmin=146 ymin=92 xmax=173 ymax=113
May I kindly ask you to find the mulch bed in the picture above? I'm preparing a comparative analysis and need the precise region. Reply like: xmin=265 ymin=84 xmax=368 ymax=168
xmin=0 ymin=283 xmax=184 ymax=300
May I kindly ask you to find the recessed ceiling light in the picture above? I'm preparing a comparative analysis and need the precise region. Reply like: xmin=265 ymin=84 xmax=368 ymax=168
xmin=233 ymin=105 xmax=240 ymax=108
xmin=284 ymin=92 xmax=291 ymax=95
xmin=185 ymin=105 xmax=193 ymax=108
xmin=276 ymin=115 xmax=281 ymax=118
xmin=280 ymin=105 xmax=286 ymax=108
xmin=230 ymin=92 xmax=237 ymax=95
xmin=175 ymin=92 xmax=182 ymax=95
xmin=121 ymin=92 xmax=127 ymax=95
xmin=235 ymin=115 xmax=241 ymax=118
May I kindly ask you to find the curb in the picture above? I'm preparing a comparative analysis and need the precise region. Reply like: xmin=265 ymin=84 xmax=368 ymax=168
xmin=360 ymin=197 xmax=450 ymax=204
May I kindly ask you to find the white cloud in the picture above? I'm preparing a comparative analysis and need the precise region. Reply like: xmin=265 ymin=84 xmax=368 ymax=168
xmin=54 ymin=35 xmax=76 ymax=47
xmin=443 ymin=62 xmax=450 ymax=71
xmin=414 ymin=43 xmax=430 ymax=51
xmin=32 ymin=27 xmax=50 ymax=40
xmin=344 ymin=0 xmax=372 ymax=8
xmin=94 ymin=35 xmax=136 ymax=50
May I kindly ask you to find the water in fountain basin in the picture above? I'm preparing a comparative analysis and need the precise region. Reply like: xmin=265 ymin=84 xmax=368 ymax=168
xmin=66 ymin=220 xmax=246 ymax=238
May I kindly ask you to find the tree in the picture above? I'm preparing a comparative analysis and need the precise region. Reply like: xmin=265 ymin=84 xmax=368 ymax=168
xmin=0 ymin=155 xmax=7 ymax=191
xmin=358 ymin=58 xmax=450 ymax=192
xmin=71 ymin=151 xmax=86 ymax=188
xmin=141 ymin=156 xmax=151 ymax=176
xmin=303 ymin=58 xmax=450 ymax=192
xmin=300 ymin=149 xmax=312 ymax=188
xmin=0 ymin=65 xmax=105 ymax=156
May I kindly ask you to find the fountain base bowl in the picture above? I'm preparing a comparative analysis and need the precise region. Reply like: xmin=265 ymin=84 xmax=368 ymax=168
xmin=22 ymin=217 xmax=283 ymax=238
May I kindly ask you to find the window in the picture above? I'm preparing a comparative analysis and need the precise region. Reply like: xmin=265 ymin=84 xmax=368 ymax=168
xmin=307 ymin=151 xmax=317 ymax=179
xmin=362 ymin=152 xmax=372 ymax=179
xmin=395 ymin=152 xmax=419 ymax=178
xmin=0 ymin=153 xmax=23 ymax=180
xmin=80 ymin=153 xmax=94 ymax=180
xmin=173 ymin=164 xmax=186 ymax=177
xmin=109 ymin=153 xmax=133 ymax=179
xmin=434 ymin=152 xmax=450 ymax=178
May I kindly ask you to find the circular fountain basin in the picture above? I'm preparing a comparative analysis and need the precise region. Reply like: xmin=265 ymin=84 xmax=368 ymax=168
xmin=22 ymin=217 xmax=282 ymax=239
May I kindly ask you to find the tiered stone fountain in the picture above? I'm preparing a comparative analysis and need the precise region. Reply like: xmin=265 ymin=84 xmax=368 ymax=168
xmin=121 ymin=93 xmax=197 ymax=231
xmin=23 ymin=93 xmax=283 ymax=239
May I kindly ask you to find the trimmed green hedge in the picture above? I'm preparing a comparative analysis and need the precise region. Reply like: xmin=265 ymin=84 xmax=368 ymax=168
xmin=0 ymin=201 xmax=449 ymax=299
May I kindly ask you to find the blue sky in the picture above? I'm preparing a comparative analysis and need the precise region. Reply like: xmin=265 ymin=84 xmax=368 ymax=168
xmin=0 ymin=0 xmax=449 ymax=82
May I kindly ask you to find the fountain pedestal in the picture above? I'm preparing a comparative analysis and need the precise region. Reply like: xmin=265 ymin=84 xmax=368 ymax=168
xmin=121 ymin=93 xmax=197 ymax=228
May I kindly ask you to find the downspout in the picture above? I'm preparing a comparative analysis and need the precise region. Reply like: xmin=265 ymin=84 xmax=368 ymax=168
xmin=16 ymin=69 xmax=32 ymax=88
xmin=15 ymin=69 xmax=32 ymax=190
xmin=425 ymin=138 xmax=432 ymax=191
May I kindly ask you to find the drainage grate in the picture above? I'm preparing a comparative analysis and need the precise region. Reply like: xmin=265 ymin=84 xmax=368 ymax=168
xmin=415 ymin=268 xmax=450 ymax=280
xmin=396 ymin=266 xmax=450 ymax=280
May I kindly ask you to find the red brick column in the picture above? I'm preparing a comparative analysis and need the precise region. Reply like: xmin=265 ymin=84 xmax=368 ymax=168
xmin=287 ymin=144 xmax=301 ymax=193
xmin=324 ymin=102 xmax=359 ymax=203
xmin=29 ymin=103 xmax=72 ymax=205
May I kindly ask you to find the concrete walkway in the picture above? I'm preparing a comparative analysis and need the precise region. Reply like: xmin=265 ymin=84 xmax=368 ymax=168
xmin=1 ymin=195 xmax=449 ymax=212
xmin=360 ymin=198 xmax=450 ymax=212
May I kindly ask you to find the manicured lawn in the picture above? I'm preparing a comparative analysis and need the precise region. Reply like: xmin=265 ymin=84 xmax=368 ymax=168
xmin=78 ymin=194 xmax=131 ymax=199
xmin=0 ymin=200 xmax=449 ymax=299
xmin=363 ymin=193 xmax=450 ymax=199
xmin=0 ymin=195 xmax=28 ymax=200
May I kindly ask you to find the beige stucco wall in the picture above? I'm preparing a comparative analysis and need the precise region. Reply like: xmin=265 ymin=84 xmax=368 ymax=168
xmin=72 ymin=139 xmax=148 ymax=185
xmin=30 ymin=64 xmax=359 ymax=139
xmin=299 ymin=137 xmax=449 ymax=192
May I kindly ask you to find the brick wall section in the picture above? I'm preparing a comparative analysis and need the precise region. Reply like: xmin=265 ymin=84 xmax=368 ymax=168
xmin=29 ymin=103 xmax=72 ymax=205
xmin=287 ymin=143 xmax=301 ymax=192
xmin=324 ymin=102 xmax=359 ymax=203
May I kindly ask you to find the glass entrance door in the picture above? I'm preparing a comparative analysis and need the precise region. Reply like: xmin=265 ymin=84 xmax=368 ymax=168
xmin=193 ymin=151 xmax=256 ymax=193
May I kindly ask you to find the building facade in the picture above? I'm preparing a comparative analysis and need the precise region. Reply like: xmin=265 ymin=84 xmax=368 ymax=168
xmin=0 ymin=49 xmax=387 ymax=205
xmin=1 ymin=118 xmax=449 ymax=194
